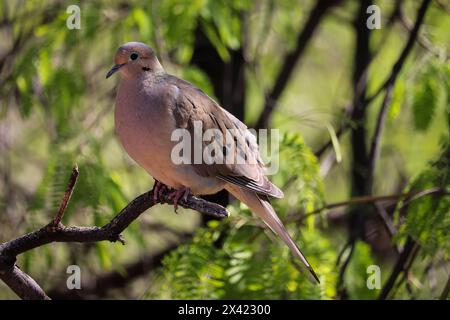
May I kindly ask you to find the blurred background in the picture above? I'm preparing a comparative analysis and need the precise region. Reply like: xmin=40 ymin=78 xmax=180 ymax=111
xmin=0 ymin=0 xmax=448 ymax=299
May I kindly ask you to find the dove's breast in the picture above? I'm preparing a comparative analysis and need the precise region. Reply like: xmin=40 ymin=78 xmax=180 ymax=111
xmin=114 ymin=77 xmax=224 ymax=195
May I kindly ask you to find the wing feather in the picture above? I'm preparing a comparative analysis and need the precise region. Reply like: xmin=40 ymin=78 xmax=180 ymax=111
xmin=167 ymin=75 xmax=283 ymax=198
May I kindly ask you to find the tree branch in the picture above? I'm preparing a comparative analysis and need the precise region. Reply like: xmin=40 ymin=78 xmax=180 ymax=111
xmin=368 ymin=0 xmax=431 ymax=182
xmin=254 ymin=0 xmax=342 ymax=129
xmin=398 ymin=7 xmax=444 ymax=59
xmin=286 ymin=187 xmax=449 ymax=223
xmin=378 ymin=237 xmax=417 ymax=300
xmin=315 ymin=0 xmax=433 ymax=173
xmin=314 ymin=0 xmax=403 ymax=159
xmin=0 ymin=263 xmax=50 ymax=300
xmin=52 ymin=165 xmax=79 ymax=227
xmin=379 ymin=175 xmax=445 ymax=300
xmin=0 ymin=166 xmax=229 ymax=300
xmin=50 ymin=185 xmax=448 ymax=300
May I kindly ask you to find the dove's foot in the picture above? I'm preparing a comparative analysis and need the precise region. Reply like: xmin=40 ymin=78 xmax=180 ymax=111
xmin=152 ymin=180 xmax=168 ymax=203
xmin=168 ymin=187 xmax=191 ymax=213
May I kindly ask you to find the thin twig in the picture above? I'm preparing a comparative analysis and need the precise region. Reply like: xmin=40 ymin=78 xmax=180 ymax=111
xmin=336 ymin=241 xmax=355 ymax=299
xmin=52 ymin=164 xmax=78 ymax=226
xmin=366 ymin=0 xmax=431 ymax=106
xmin=379 ymin=179 xmax=446 ymax=299
xmin=286 ymin=187 xmax=448 ymax=223
xmin=398 ymin=8 xmax=445 ymax=60
xmin=378 ymin=237 xmax=417 ymax=300
xmin=0 ymin=264 xmax=50 ymax=300
xmin=374 ymin=202 xmax=398 ymax=240
xmin=390 ymin=242 xmax=421 ymax=299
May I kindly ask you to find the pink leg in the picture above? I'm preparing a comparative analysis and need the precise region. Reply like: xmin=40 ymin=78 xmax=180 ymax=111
xmin=168 ymin=186 xmax=191 ymax=213
xmin=158 ymin=184 xmax=167 ymax=200
xmin=152 ymin=180 xmax=168 ymax=202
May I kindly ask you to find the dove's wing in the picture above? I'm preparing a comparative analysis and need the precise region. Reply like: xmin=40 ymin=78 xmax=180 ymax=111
xmin=167 ymin=75 xmax=283 ymax=199
xmin=164 ymin=74 xmax=319 ymax=283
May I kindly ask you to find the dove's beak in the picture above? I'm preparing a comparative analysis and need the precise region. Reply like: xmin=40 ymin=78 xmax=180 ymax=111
xmin=106 ymin=63 xmax=125 ymax=79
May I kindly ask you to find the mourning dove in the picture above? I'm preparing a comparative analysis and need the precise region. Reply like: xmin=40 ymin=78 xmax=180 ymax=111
xmin=107 ymin=42 xmax=319 ymax=283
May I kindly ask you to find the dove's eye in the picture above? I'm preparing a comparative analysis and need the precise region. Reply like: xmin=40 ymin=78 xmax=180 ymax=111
xmin=130 ymin=53 xmax=139 ymax=61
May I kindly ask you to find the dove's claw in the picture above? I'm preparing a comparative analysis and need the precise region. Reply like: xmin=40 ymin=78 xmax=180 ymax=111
xmin=168 ymin=187 xmax=191 ymax=213
xmin=158 ymin=185 xmax=167 ymax=199
xmin=152 ymin=180 xmax=168 ymax=203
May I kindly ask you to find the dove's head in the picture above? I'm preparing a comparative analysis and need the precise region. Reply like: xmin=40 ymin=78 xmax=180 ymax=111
xmin=106 ymin=42 xmax=164 ymax=79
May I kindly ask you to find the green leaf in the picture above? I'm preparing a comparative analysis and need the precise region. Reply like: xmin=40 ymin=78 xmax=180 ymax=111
xmin=326 ymin=123 xmax=342 ymax=163
xmin=38 ymin=49 xmax=52 ymax=86
xmin=412 ymin=61 xmax=445 ymax=131
xmin=389 ymin=78 xmax=406 ymax=120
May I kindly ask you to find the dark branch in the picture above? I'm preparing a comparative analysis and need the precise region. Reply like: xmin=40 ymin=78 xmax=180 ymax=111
xmin=0 ymin=167 xmax=229 ymax=300
xmin=0 ymin=264 xmax=50 ymax=300
xmin=368 ymin=0 xmax=431 ymax=181
xmin=379 ymin=177 xmax=445 ymax=299
xmin=255 ymin=0 xmax=342 ymax=129
xmin=286 ymin=187 xmax=449 ymax=223
xmin=52 ymin=165 xmax=78 ymax=226
xmin=378 ymin=237 xmax=417 ymax=300
xmin=336 ymin=241 xmax=355 ymax=299
xmin=398 ymin=7 xmax=444 ymax=59
xmin=314 ymin=0 xmax=403 ymax=159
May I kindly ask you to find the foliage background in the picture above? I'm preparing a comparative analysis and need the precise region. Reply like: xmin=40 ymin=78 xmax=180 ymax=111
xmin=0 ymin=0 xmax=448 ymax=299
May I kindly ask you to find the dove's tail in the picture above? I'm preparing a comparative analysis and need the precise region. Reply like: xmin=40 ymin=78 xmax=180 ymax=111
xmin=226 ymin=184 xmax=320 ymax=284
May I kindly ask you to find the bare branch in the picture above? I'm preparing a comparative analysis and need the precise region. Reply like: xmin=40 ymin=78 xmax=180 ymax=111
xmin=367 ymin=0 xmax=432 ymax=110
xmin=254 ymin=0 xmax=342 ymax=129
xmin=398 ymin=7 xmax=445 ymax=59
xmin=0 ymin=166 xmax=229 ymax=299
xmin=374 ymin=203 xmax=398 ymax=238
xmin=336 ymin=241 xmax=355 ymax=299
xmin=0 ymin=264 xmax=50 ymax=300
xmin=379 ymin=176 xmax=445 ymax=300
xmin=368 ymin=0 xmax=431 ymax=187
xmin=286 ymin=187 xmax=449 ymax=223
xmin=314 ymin=0 xmax=403 ymax=159
xmin=52 ymin=165 xmax=79 ymax=226
xmin=378 ymin=237 xmax=418 ymax=300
